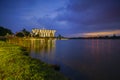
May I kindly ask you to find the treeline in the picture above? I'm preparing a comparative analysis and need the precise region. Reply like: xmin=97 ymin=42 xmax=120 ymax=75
xmin=69 ymin=35 xmax=120 ymax=39
xmin=0 ymin=26 xmax=13 ymax=36
xmin=0 ymin=26 xmax=30 ymax=37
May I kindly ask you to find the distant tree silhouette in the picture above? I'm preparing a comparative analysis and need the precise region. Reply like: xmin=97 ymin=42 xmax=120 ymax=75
xmin=57 ymin=34 xmax=64 ymax=39
xmin=22 ymin=28 xmax=30 ymax=37
xmin=15 ymin=28 xmax=30 ymax=37
xmin=0 ymin=26 xmax=13 ymax=36
xmin=58 ymin=34 xmax=61 ymax=37
xmin=15 ymin=32 xmax=24 ymax=37
xmin=113 ymin=34 xmax=116 ymax=37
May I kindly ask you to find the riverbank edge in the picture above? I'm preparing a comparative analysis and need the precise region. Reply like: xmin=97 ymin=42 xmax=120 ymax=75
xmin=0 ymin=41 xmax=68 ymax=80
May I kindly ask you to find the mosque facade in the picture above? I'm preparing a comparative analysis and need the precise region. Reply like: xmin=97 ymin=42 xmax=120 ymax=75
xmin=31 ymin=28 xmax=56 ymax=37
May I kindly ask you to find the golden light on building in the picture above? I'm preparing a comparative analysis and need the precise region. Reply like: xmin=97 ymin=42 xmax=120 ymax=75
xmin=31 ymin=28 xmax=56 ymax=37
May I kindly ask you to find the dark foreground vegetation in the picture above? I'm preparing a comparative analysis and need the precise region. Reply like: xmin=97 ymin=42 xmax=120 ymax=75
xmin=0 ymin=41 xmax=68 ymax=80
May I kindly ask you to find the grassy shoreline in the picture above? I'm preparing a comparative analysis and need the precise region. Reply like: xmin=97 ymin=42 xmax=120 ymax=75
xmin=0 ymin=41 xmax=68 ymax=80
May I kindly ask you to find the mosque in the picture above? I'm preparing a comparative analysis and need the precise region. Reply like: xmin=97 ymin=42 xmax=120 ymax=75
xmin=31 ymin=28 xmax=56 ymax=37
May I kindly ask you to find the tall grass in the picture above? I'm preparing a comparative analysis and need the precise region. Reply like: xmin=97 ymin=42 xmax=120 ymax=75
xmin=0 ymin=41 xmax=68 ymax=80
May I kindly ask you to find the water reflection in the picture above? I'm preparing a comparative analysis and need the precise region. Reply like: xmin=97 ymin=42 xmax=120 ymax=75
xmin=29 ymin=39 xmax=56 ymax=64
xmin=7 ymin=39 xmax=120 ymax=80
xmin=82 ymin=40 xmax=113 ymax=80
xmin=8 ymin=38 xmax=56 ymax=55
xmin=86 ymin=40 xmax=120 ymax=80
xmin=30 ymin=39 xmax=56 ymax=54
xmin=8 ymin=38 xmax=56 ymax=64
xmin=54 ymin=40 xmax=120 ymax=80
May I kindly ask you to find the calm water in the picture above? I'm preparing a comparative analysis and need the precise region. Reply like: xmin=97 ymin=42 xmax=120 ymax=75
xmin=8 ymin=39 xmax=120 ymax=80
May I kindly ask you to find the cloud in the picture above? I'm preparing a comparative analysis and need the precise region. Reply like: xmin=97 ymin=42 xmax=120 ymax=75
xmin=0 ymin=0 xmax=120 ymax=36
xmin=55 ymin=0 xmax=120 ymax=35
xmin=36 ymin=15 xmax=72 ymax=35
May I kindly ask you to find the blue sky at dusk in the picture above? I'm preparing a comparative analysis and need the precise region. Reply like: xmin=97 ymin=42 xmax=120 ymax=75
xmin=0 ymin=0 xmax=120 ymax=36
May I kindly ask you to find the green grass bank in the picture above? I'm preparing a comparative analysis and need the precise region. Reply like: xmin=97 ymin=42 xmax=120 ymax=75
xmin=0 ymin=41 xmax=68 ymax=80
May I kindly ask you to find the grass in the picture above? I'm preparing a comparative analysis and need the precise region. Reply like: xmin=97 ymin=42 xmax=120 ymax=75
xmin=0 ymin=41 xmax=68 ymax=80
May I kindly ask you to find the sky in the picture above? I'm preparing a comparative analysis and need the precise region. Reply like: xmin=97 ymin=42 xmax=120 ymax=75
xmin=0 ymin=0 xmax=120 ymax=37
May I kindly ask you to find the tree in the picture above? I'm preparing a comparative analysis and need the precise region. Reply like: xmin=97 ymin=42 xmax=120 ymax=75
xmin=15 ymin=32 xmax=24 ymax=37
xmin=22 ymin=28 xmax=30 ymax=37
xmin=0 ymin=26 xmax=13 ymax=36
xmin=57 ymin=34 xmax=63 ymax=39
xmin=15 ymin=28 xmax=30 ymax=37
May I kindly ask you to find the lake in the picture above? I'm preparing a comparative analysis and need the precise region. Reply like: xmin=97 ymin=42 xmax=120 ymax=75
xmin=8 ymin=39 xmax=120 ymax=80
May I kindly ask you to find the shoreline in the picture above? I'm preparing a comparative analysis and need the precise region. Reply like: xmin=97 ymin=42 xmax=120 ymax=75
xmin=0 ymin=41 xmax=68 ymax=80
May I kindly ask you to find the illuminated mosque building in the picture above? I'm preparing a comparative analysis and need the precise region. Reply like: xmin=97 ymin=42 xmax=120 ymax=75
xmin=31 ymin=28 xmax=56 ymax=37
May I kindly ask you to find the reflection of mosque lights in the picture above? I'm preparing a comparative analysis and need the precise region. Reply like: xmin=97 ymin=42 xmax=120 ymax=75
xmin=7 ymin=38 xmax=56 ymax=54
xmin=30 ymin=39 xmax=56 ymax=54
xmin=7 ymin=38 xmax=56 ymax=64
xmin=29 ymin=39 xmax=56 ymax=63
